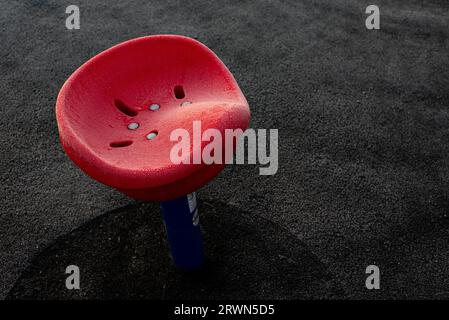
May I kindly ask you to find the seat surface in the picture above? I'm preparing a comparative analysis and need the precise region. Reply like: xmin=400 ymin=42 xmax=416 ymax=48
xmin=56 ymin=35 xmax=250 ymax=201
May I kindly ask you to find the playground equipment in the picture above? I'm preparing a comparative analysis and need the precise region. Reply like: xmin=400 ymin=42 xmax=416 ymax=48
xmin=56 ymin=35 xmax=250 ymax=269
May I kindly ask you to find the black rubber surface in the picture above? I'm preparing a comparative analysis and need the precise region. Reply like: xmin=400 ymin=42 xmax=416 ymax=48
xmin=1 ymin=0 xmax=449 ymax=299
xmin=7 ymin=201 xmax=342 ymax=299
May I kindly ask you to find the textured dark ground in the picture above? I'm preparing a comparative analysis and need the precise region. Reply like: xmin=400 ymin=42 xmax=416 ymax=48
xmin=1 ymin=0 xmax=449 ymax=299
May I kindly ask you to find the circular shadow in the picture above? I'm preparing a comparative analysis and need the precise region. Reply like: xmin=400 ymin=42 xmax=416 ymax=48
xmin=7 ymin=200 xmax=343 ymax=299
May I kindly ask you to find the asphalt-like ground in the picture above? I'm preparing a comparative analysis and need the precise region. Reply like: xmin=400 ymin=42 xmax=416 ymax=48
xmin=1 ymin=0 xmax=449 ymax=299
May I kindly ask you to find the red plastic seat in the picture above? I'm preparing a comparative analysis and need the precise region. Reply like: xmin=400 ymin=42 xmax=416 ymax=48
xmin=56 ymin=35 xmax=250 ymax=201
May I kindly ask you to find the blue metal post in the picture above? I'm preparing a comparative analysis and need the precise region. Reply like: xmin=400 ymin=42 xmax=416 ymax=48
xmin=160 ymin=192 xmax=204 ymax=270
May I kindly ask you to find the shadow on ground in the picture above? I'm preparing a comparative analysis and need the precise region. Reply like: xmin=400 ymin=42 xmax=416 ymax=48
xmin=7 ymin=200 xmax=343 ymax=299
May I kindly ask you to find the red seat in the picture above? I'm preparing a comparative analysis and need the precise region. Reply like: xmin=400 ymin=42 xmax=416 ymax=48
xmin=56 ymin=35 xmax=250 ymax=201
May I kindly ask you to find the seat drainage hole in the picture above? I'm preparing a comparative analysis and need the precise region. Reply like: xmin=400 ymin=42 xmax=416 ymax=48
xmin=146 ymin=131 xmax=158 ymax=140
xmin=110 ymin=140 xmax=133 ymax=148
xmin=149 ymin=104 xmax=160 ymax=111
xmin=127 ymin=122 xmax=139 ymax=130
xmin=114 ymin=99 xmax=138 ymax=117
xmin=174 ymin=85 xmax=185 ymax=99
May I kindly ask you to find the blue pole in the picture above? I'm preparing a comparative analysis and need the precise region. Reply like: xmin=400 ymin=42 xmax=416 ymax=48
xmin=160 ymin=192 xmax=204 ymax=270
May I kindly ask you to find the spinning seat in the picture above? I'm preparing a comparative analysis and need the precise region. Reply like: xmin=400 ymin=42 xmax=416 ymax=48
xmin=56 ymin=35 xmax=250 ymax=269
